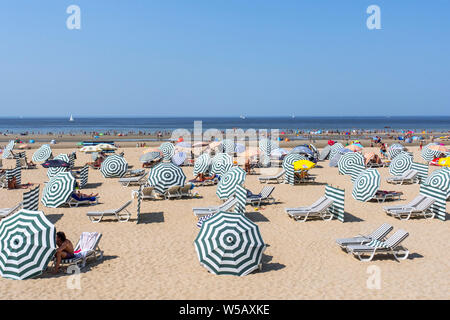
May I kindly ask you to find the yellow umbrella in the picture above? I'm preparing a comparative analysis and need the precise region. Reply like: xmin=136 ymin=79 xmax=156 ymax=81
xmin=293 ymin=160 xmax=316 ymax=171
xmin=438 ymin=157 xmax=450 ymax=167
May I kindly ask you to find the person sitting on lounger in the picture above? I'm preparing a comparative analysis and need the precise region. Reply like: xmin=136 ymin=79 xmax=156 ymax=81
xmin=53 ymin=231 xmax=75 ymax=273
xmin=294 ymin=170 xmax=312 ymax=181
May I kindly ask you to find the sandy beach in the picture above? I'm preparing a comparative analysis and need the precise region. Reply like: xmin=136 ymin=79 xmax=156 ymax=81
xmin=0 ymin=145 xmax=448 ymax=300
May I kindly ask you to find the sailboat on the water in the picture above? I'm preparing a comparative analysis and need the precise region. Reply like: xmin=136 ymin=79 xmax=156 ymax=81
xmin=69 ymin=114 xmax=74 ymax=122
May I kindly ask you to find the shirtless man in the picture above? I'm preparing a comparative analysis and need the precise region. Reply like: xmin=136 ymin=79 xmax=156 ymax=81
xmin=53 ymin=232 xmax=75 ymax=273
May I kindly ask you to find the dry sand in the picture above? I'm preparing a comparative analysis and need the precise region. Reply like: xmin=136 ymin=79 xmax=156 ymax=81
xmin=0 ymin=146 xmax=448 ymax=300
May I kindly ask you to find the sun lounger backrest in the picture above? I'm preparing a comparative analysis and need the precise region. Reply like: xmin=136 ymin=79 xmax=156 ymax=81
xmin=77 ymin=232 xmax=102 ymax=251
xmin=314 ymin=198 xmax=334 ymax=212
xmin=220 ymin=197 xmax=237 ymax=211
xmin=260 ymin=186 xmax=275 ymax=199
xmin=115 ymin=200 xmax=132 ymax=214
xmin=384 ymin=229 xmax=409 ymax=248
xmin=368 ymin=223 xmax=393 ymax=240
xmin=310 ymin=196 xmax=328 ymax=209
xmin=404 ymin=169 xmax=418 ymax=179
xmin=276 ymin=170 xmax=285 ymax=178
xmin=415 ymin=196 xmax=435 ymax=211
xmin=407 ymin=195 xmax=427 ymax=208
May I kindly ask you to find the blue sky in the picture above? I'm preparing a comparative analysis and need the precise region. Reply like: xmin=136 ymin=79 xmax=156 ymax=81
xmin=0 ymin=1 xmax=449 ymax=117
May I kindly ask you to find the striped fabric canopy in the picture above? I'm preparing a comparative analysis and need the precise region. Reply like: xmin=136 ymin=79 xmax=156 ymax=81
xmin=140 ymin=151 xmax=162 ymax=163
xmin=282 ymin=153 xmax=307 ymax=185
xmin=216 ymin=166 xmax=246 ymax=200
xmin=319 ymin=145 xmax=331 ymax=161
xmin=100 ymin=154 xmax=128 ymax=178
xmin=324 ymin=185 xmax=345 ymax=222
xmin=171 ymin=152 xmax=186 ymax=166
xmin=424 ymin=167 xmax=450 ymax=199
xmin=352 ymin=168 xmax=380 ymax=202
xmin=259 ymin=138 xmax=272 ymax=155
xmin=194 ymin=211 xmax=265 ymax=276
xmin=6 ymin=167 xmax=21 ymax=186
xmin=349 ymin=164 xmax=366 ymax=182
xmin=421 ymin=143 xmax=443 ymax=162
xmin=0 ymin=209 xmax=56 ymax=280
xmin=41 ymin=172 xmax=75 ymax=208
xmin=388 ymin=144 xmax=405 ymax=160
xmin=79 ymin=165 xmax=89 ymax=189
xmin=22 ymin=186 xmax=40 ymax=211
xmin=329 ymin=148 xmax=351 ymax=167
xmin=420 ymin=183 xmax=447 ymax=221
xmin=389 ymin=152 xmax=413 ymax=176
xmin=5 ymin=140 xmax=15 ymax=151
xmin=328 ymin=143 xmax=344 ymax=162
xmin=193 ymin=153 xmax=211 ymax=176
xmin=211 ymin=153 xmax=233 ymax=176
xmin=47 ymin=154 xmax=70 ymax=178
xmin=32 ymin=144 xmax=52 ymax=162
xmin=338 ymin=152 xmax=365 ymax=175
xmin=147 ymin=162 xmax=186 ymax=194
xmin=160 ymin=142 xmax=175 ymax=160
xmin=411 ymin=162 xmax=429 ymax=181
xmin=136 ymin=184 xmax=143 ymax=224
xmin=234 ymin=184 xmax=247 ymax=213
xmin=2 ymin=148 xmax=12 ymax=159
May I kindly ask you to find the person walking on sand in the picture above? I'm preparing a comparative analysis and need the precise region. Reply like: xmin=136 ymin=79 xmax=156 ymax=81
xmin=419 ymin=141 xmax=423 ymax=150
xmin=53 ymin=232 xmax=74 ymax=274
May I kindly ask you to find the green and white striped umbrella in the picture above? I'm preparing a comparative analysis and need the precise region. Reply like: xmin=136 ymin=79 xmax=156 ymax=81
xmin=211 ymin=153 xmax=233 ymax=176
xmin=221 ymin=139 xmax=235 ymax=154
xmin=216 ymin=166 xmax=246 ymax=200
xmin=193 ymin=153 xmax=211 ymax=176
xmin=328 ymin=143 xmax=344 ymax=162
xmin=41 ymin=172 xmax=75 ymax=208
xmin=388 ymin=144 xmax=405 ymax=160
xmin=259 ymin=138 xmax=272 ymax=155
xmin=389 ymin=152 xmax=413 ymax=176
xmin=421 ymin=143 xmax=443 ymax=162
xmin=194 ymin=211 xmax=266 ymax=276
xmin=47 ymin=154 xmax=70 ymax=178
xmin=5 ymin=140 xmax=15 ymax=151
xmin=424 ymin=167 xmax=450 ymax=198
xmin=32 ymin=144 xmax=52 ymax=162
xmin=147 ymin=162 xmax=186 ymax=194
xmin=338 ymin=152 xmax=365 ymax=175
xmin=100 ymin=154 xmax=128 ymax=178
xmin=282 ymin=153 xmax=307 ymax=184
xmin=352 ymin=169 xmax=380 ymax=202
xmin=160 ymin=142 xmax=175 ymax=160
xmin=2 ymin=148 xmax=12 ymax=159
xmin=0 ymin=209 xmax=56 ymax=280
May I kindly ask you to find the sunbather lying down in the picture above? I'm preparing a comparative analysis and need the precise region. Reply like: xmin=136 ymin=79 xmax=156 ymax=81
xmin=71 ymin=191 xmax=99 ymax=201
xmin=189 ymin=173 xmax=218 ymax=183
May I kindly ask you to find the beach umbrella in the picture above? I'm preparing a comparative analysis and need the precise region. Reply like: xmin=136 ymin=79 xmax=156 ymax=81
xmin=193 ymin=153 xmax=211 ymax=176
xmin=352 ymin=169 xmax=380 ymax=202
xmin=221 ymin=139 xmax=235 ymax=154
xmin=80 ymin=145 xmax=101 ymax=153
xmin=319 ymin=145 xmax=331 ymax=161
xmin=208 ymin=141 xmax=222 ymax=150
xmin=437 ymin=157 xmax=450 ymax=167
xmin=328 ymin=143 xmax=344 ymax=162
xmin=270 ymin=148 xmax=287 ymax=159
xmin=388 ymin=144 xmax=405 ymax=160
xmin=194 ymin=211 xmax=265 ymax=276
xmin=140 ymin=151 xmax=162 ymax=163
xmin=100 ymin=154 xmax=128 ymax=178
xmin=259 ymin=138 xmax=272 ymax=155
xmin=424 ymin=167 xmax=450 ymax=198
xmin=1 ymin=148 xmax=12 ymax=159
xmin=234 ymin=143 xmax=246 ymax=154
xmin=159 ymin=142 xmax=175 ymax=160
xmin=290 ymin=146 xmax=313 ymax=156
xmin=97 ymin=143 xmax=117 ymax=151
xmin=211 ymin=153 xmax=233 ymax=176
xmin=422 ymin=143 xmax=446 ymax=162
xmin=41 ymin=172 xmax=75 ymax=208
xmin=216 ymin=167 xmax=246 ymax=200
xmin=32 ymin=144 xmax=52 ymax=162
xmin=338 ymin=152 xmax=365 ymax=175
xmin=5 ymin=140 xmax=15 ymax=151
xmin=171 ymin=152 xmax=187 ymax=166
xmin=346 ymin=144 xmax=363 ymax=152
xmin=147 ymin=162 xmax=186 ymax=194
xmin=282 ymin=153 xmax=307 ymax=170
xmin=293 ymin=160 xmax=315 ymax=171
xmin=47 ymin=154 xmax=70 ymax=178
xmin=329 ymin=148 xmax=351 ymax=167
xmin=0 ymin=209 xmax=56 ymax=280
xmin=389 ymin=152 xmax=413 ymax=176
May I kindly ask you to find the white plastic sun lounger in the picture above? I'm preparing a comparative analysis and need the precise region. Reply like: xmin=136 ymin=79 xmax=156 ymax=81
xmin=345 ymin=229 xmax=410 ymax=262
xmin=284 ymin=196 xmax=334 ymax=222
xmin=193 ymin=197 xmax=237 ymax=217
xmin=87 ymin=200 xmax=132 ymax=223
xmin=335 ymin=223 xmax=393 ymax=248
xmin=258 ymin=170 xmax=285 ymax=184
xmin=56 ymin=232 xmax=103 ymax=269
xmin=385 ymin=196 xmax=436 ymax=220
xmin=386 ymin=169 xmax=418 ymax=185
xmin=246 ymin=186 xmax=275 ymax=207
xmin=382 ymin=195 xmax=426 ymax=213
xmin=0 ymin=202 xmax=23 ymax=220
xmin=119 ymin=172 xmax=148 ymax=187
